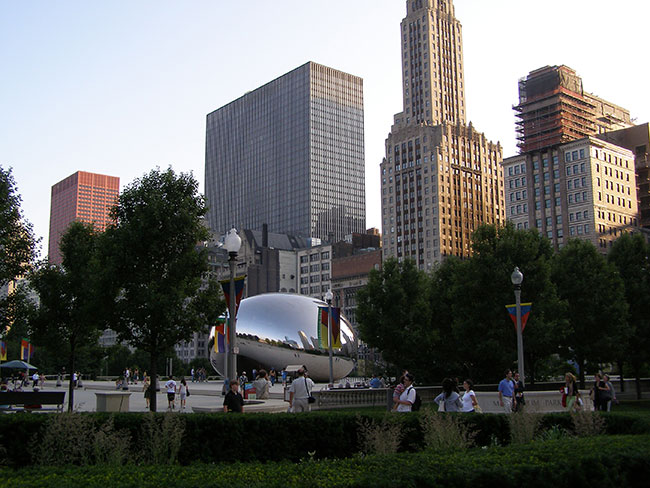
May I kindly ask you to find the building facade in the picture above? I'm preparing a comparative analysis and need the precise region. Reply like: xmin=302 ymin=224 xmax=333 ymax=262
xmin=205 ymin=61 xmax=365 ymax=243
xmin=503 ymin=137 xmax=638 ymax=251
xmin=380 ymin=0 xmax=505 ymax=269
xmin=48 ymin=171 xmax=119 ymax=265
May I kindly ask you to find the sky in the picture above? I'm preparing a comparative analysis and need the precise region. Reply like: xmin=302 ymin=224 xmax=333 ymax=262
xmin=2 ymin=0 xmax=649 ymax=259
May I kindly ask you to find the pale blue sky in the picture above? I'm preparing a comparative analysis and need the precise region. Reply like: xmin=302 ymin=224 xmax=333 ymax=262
xmin=2 ymin=0 xmax=648 ymax=258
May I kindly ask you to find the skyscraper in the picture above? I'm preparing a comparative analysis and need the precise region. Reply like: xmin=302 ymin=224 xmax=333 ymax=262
xmin=48 ymin=171 xmax=119 ymax=264
xmin=380 ymin=0 xmax=505 ymax=268
xmin=205 ymin=61 xmax=365 ymax=243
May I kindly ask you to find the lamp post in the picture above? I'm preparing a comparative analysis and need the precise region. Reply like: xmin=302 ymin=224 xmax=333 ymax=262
xmin=511 ymin=267 xmax=525 ymax=386
xmin=325 ymin=289 xmax=334 ymax=388
xmin=224 ymin=228 xmax=242 ymax=382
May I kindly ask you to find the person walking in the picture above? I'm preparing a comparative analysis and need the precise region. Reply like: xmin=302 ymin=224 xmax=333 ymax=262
xmin=395 ymin=373 xmax=417 ymax=412
xmin=223 ymin=379 xmax=244 ymax=413
xmin=288 ymin=368 xmax=314 ymax=413
xmin=461 ymin=379 xmax=479 ymax=413
xmin=165 ymin=376 xmax=177 ymax=410
xmin=562 ymin=372 xmax=580 ymax=412
xmin=434 ymin=377 xmax=462 ymax=412
xmin=513 ymin=372 xmax=525 ymax=412
xmin=178 ymin=377 xmax=188 ymax=409
xmin=143 ymin=376 xmax=152 ymax=409
xmin=498 ymin=370 xmax=515 ymax=414
xmin=603 ymin=374 xmax=617 ymax=411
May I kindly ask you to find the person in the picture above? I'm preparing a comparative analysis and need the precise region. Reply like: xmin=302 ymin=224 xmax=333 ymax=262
xmin=32 ymin=371 xmax=39 ymax=389
xmin=434 ymin=377 xmax=462 ymax=412
xmin=143 ymin=375 xmax=152 ymax=409
xmin=191 ymin=368 xmax=195 ymax=383
xmin=223 ymin=379 xmax=244 ymax=413
xmin=392 ymin=371 xmax=408 ymax=410
xmin=595 ymin=373 xmax=612 ymax=411
xmin=252 ymin=370 xmax=270 ymax=399
xmin=461 ymin=379 xmax=479 ymax=413
xmin=269 ymin=369 xmax=276 ymax=386
xmin=165 ymin=376 xmax=177 ymax=410
xmin=590 ymin=373 xmax=603 ymax=411
xmin=239 ymin=371 xmax=248 ymax=389
xmin=498 ymin=370 xmax=515 ymax=414
xmin=393 ymin=373 xmax=417 ymax=412
xmin=178 ymin=377 xmax=188 ymax=409
xmin=369 ymin=374 xmax=382 ymax=389
xmin=288 ymin=368 xmax=314 ymax=413
xmin=281 ymin=369 xmax=287 ymax=387
xmin=72 ymin=371 xmax=78 ymax=388
xmin=39 ymin=372 xmax=46 ymax=388
xmin=513 ymin=372 xmax=525 ymax=412
xmin=603 ymin=374 xmax=617 ymax=411
xmin=562 ymin=372 xmax=580 ymax=412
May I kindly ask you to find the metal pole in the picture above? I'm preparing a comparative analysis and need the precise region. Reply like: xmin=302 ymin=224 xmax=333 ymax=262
xmin=327 ymin=299 xmax=334 ymax=388
xmin=228 ymin=252 xmax=237 ymax=382
xmin=514 ymin=285 xmax=525 ymax=386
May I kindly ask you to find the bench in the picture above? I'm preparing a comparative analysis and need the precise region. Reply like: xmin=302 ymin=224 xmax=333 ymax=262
xmin=0 ymin=391 xmax=66 ymax=412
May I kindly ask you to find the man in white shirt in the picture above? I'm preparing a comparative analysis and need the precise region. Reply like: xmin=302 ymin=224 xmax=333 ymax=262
xmin=289 ymin=369 xmax=314 ymax=412
xmin=32 ymin=371 xmax=39 ymax=389
xmin=165 ymin=377 xmax=177 ymax=410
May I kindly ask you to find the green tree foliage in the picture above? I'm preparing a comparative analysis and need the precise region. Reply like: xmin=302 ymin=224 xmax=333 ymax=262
xmin=29 ymin=222 xmax=103 ymax=411
xmin=99 ymin=168 xmax=224 ymax=411
xmin=355 ymin=258 xmax=432 ymax=379
xmin=552 ymin=239 xmax=630 ymax=387
xmin=608 ymin=232 xmax=650 ymax=398
xmin=0 ymin=167 xmax=38 ymax=341
xmin=447 ymin=224 xmax=567 ymax=383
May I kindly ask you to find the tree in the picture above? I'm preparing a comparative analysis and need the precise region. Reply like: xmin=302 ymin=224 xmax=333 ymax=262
xmin=551 ymin=239 xmax=630 ymax=388
xmin=439 ymin=224 xmax=567 ymax=383
xmin=355 ymin=258 xmax=433 ymax=380
xmin=0 ymin=166 xmax=38 ymax=340
xmin=29 ymin=222 xmax=103 ymax=411
xmin=608 ymin=233 xmax=650 ymax=398
xmin=99 ymin=168 xmax=224 ymax=411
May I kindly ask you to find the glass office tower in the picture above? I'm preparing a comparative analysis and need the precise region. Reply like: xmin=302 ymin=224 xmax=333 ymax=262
xmin=205 ymin=61 xmax=365 ymax=242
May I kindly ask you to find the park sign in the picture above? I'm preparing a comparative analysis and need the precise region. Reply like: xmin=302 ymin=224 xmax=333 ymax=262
xmin=505 ymin=303 xmax=532 ymax=331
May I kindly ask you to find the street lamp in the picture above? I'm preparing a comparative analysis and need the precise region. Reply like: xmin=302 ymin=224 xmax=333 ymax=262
xmin=224 ymin=228 xmax=242 ymax=382
xmin=325 ymin=289 xmax=334 ymax=388
xmin=511 ymin=266 xmax=525 ymax=386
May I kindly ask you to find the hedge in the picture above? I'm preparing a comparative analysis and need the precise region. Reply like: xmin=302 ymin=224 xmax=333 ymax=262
xmin=1 ymin=435 xmax=649 ymax=487
xmin=1 ymin=410 xmax=649 ymax=467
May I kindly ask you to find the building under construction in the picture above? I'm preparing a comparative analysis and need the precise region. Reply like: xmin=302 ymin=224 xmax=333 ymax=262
xmin=514 ymin=65 xmax=631 ymax=153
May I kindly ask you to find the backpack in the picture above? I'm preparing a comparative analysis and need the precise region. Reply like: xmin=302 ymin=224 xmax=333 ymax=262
xmin=407 ymin=386 xmax=422 ymax=411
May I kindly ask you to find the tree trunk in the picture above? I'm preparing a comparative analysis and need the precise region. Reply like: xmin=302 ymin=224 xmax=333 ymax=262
xmin=149 ymin=349 xmax=157 ymax=412
xmin=67 ymin=340 xmax=75 ymax=412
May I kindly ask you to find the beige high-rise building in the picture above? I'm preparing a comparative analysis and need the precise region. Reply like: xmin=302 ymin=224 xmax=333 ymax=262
xmin=380 ymin=0 xmax=505 ymax=269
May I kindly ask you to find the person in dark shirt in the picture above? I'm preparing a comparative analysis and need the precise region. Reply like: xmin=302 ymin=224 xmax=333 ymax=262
xmin=223 ymin=379 xmax=244 ymax=413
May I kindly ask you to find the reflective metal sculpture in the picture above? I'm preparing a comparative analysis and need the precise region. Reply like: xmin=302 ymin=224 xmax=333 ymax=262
xmin=210 ymin=293 xmax=357 ymax=381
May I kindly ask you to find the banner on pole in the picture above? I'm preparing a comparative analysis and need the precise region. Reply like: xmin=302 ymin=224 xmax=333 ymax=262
xmin=505 ymin=303 xmax=532 ymax=331
xmin=20 ymin=338 xmax=34 ymax=361
xmin=220 ymin=275 xmax=247 ymax=317
xmin=214 ymin=317 xmax=228 ymax=354
xmin=317 ymin=306 xmax=341 ymax=348
xmin=0 ymin=340 xmax=6 ymax=361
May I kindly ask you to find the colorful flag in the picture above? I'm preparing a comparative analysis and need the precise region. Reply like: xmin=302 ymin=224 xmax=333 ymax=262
xmin=505 ymin=303 xmax=533 ymax=331
xmin=0 ymin=340 xmax=6 ymax=361
xmin=220 ymin=275 xmax=247 ymax=317
xmin=214 ymin=317 xmax=228 ymax=354
xmin=318 ymin=306 xmax=341 ymax=349
xmin=20 ymin=338 xmax=34 ymax=361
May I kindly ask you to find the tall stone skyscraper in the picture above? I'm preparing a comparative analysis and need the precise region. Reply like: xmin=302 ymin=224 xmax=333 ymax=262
xmin=205 ymin=61 xmax=365 ymax=243
xmin=380 ymin=0 xmax=505 ymax=268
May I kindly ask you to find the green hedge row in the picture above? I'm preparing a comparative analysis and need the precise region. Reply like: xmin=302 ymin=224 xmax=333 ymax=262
xmin=1 ymin=435 xmax=649 ymax=488
xmin=1 ymin=410 xmax=649 ymax=467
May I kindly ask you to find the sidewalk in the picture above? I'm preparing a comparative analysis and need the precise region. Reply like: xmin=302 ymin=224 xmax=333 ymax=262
xmin=38 ymin=379 xmax=315 ymax=413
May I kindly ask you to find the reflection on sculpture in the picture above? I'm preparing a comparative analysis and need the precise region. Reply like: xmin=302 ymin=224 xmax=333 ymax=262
xmin=210 ymin=293 xmax=356 ymax=381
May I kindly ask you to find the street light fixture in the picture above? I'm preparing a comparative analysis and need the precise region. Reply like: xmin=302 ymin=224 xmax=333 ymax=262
xmin=511 ymin=266 xmax=525 ymax=386
xmin=224 ymin=228 xmax=242 ymax=382
xmin=325 ymin=289 xmax=334 ymax=388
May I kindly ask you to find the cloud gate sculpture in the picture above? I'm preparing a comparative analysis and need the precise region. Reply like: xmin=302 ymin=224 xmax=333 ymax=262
xmin=210 ymin=293 xmax=357 ymax=382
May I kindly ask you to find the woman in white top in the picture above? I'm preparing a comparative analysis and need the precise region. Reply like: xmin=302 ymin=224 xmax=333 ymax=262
xmin=434 ymin=378 xmax=462 ymax=412
xmin=461 ymin=379 xmax=479 ymax=412
xmin=395 ymin=373 xmax=417 ymax=412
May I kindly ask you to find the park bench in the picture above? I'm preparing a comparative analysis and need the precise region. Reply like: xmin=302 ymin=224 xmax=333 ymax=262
xmin=0 ymin=391 xmax=66 ymax=412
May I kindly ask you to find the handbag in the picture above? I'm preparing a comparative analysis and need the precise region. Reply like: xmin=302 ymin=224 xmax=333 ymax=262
xmin=305 ymin=377 xmax=316 ymax=404
xmin=186 ymin=387 xmax=190 ymax=397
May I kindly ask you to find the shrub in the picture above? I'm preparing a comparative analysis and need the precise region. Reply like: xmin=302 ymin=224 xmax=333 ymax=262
xmin=139 ymin=413 xmax=184 ymax=465
xmin=356 ymin=415 xmax=403 ymax=455
xmin=571 ymin=410 xmax=606 ymax=437
xmin=509 ymin=411 xmax=542 ymax=444
xmin=419 ymin=408 xmax=476 ymax=450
